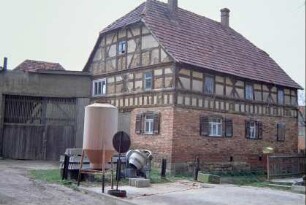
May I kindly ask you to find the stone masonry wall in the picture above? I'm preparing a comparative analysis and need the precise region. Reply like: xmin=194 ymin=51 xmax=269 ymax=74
xmin=130 ymin=106 xmax=174 ymax=167
xmin=171 ymin=107 xmax=298 ymax=173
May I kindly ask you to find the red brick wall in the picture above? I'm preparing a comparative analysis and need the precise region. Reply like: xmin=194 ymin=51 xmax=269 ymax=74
xmin=130 ymin=106 xmax=174 ymax=166
xmin=172 ymin=107 xmax=298 ymax=171
xmin=129 ymin=106 xmax=298 ymax=173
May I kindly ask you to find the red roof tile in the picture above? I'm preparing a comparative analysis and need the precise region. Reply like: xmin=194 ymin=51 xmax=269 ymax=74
xmin=97 ymin=0 xmax=302 ymax=89
xmin=15 ymin=60 xmax=65 ymax=72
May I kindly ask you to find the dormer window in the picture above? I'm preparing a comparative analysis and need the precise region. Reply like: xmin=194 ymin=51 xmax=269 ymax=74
xmin=118 ymin=41 xmax=126 ymax=54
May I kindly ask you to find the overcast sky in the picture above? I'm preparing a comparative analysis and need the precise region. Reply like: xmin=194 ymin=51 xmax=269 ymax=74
xmin=0 ymin=0 xmax=304 ymax=90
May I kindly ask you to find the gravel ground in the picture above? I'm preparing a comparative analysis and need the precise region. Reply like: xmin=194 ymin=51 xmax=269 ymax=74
xmin=0 ymin=160 xmax=105 ymax=205
xmin=1 ymin=160 xmax=305 ymax=205
xmin=86 ymin=179 xmax=306 ymax=205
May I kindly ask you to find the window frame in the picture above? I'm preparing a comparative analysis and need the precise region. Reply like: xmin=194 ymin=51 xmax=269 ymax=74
xmin=204 ymin=75 xmax=215 ymax=95
xmin=200 ymin=116 xmax=233 ymax=138
xmin=144 ymin=114 xmax=154 ymax=135
xmin=209 ymin=118 xmax=223 ymax=137
xmin=245 ymin=120 xmax=262 ymax=140
xmin=144 ymin=71 xmax=153 ymax=91
xmin=249 ymin=121 xmax=257 ymax=139
xmin=118 ymin=40 xmax=127 ymax=55
xmin=277 ymin=123 xmax=285 ymax=142
xmin=277 ymin=89 xmax=284 ymax=105
xmin=245 ymin=83 xmax=254 ymax=100
xmin=92 ymin=78 xmax=106 ymax=97
xmin=135 ymin=112 xmax=160 ymax=135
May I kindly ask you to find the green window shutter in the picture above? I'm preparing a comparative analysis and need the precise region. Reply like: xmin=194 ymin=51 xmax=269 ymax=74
xmin=225 ymin=118 xmax=233 ymax=137
xmin=200 ymin=116 xmax=209 ymax=136
xmin=277 ymin=123 xmax=285 ymax=141
xmin=258 ymin=121 xmax=263 ymax=139
xmin=153 ymin=113 xmax=160 ymax=135
xmin=245 ymin=120 xmax=250 ymax=138
xmin=277 ymin=123 xmax=280 ymax=140
xmin=135 ymin=113 xmax=142 ymax=134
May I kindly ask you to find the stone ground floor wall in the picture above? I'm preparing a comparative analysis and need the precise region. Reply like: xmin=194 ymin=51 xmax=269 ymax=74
xmin=128 ymin=106 xmax=298 ymax=174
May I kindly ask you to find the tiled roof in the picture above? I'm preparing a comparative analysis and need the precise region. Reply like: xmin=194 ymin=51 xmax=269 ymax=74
xmin=14 ymin=60 xmax=65 ymax=72
xmin=98 ymin=0 xmax=302 ymax=89
xmin=101 ymin=2 xmax=146 ymax=34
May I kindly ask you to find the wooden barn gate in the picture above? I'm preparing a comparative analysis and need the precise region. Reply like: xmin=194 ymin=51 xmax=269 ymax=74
xmin=2 ymin=95 xmax=76 ymax=160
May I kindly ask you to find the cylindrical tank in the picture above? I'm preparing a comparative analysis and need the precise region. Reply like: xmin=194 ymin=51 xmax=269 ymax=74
xmin=127 ymin=150 xmax=150 ymax=170
xmin=83 ymin=103 xmax=118 ymax=169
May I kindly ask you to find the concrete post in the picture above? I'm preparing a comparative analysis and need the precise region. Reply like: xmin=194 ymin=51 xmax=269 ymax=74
xmin=75 ymin=98 xmax=90 ymax=148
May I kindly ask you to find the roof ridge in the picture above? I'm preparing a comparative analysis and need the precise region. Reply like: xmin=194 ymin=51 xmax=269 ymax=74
xmin=15 ymin=59 xmax=65 ymax=72
xmin=100 ymin=2 xmax=146 ymax=34
xmin=24 ymin=59 xmax=61 ymax=65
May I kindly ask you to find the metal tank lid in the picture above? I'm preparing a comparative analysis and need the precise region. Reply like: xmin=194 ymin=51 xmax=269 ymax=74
xmin=86 ymin=103 xmax=117 ymax=109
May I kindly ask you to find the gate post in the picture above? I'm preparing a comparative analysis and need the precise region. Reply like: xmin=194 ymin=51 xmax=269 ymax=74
xmin=267 ymin=155 xmax=270 ymax=180
xmin=0 ymin=95 xmax=5 ymax=157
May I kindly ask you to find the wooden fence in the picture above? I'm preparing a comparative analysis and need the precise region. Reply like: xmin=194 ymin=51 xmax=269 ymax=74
xmin=267 ymin=155 xmax=306 ymax=180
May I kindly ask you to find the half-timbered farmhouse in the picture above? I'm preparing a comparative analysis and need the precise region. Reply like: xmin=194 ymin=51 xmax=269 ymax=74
xmin=84 ymin=0 xmax=302 ymax=173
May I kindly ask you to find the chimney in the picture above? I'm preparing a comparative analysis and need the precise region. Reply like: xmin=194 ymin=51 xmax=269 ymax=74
xmin=3 ymin=57 xmax=7 ymax=71
xmin=220 ymin=8 xmax=230 ymax=27
xmin=168 ymin=0 xmax=178 ymax=15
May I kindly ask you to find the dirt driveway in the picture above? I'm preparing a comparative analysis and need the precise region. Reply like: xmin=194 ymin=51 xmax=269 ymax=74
xmin=0 ymin=159 xmax=122 ymax=205
xmin=0 ymin=160 xmax=305 ymax=205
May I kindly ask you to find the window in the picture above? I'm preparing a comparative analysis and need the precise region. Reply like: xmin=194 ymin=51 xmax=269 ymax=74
xmin=144 ymin=114 xmax=154 ymax=134
xmin=200 ymin=116 xmax=233 ymax=137
xmin=135 ymin=112 xmax=160 ymax=135
xmin=277 ymin=89 xmax=284 ymax=105
xmin=144 ymin=72 xmax=153 ymax=90
xmin=118 ymin=41 xmax=126 ymax=54
xmin=277 ymin=123 xmax=285 ymax=141
xmin=204 ymin=76 xmax=214 ymax=94
xmin=245 ymin=120 xmax=262 ymax=139
xmin=245 ymin=84 xmax=254 ymax=100
xmin=92 ymin=79 xmax=106 ymax=96
xmin=249 ymin=121 xmax=256 ymax=139
xmin=209 ymin=118 xmax=222 ymax=136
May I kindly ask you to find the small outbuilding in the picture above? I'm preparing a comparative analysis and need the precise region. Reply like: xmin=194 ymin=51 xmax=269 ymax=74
xmin=0 ymin=59 xmax=91 ymax=160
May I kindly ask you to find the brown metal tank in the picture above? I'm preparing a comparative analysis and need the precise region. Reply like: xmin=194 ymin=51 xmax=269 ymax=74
xmin=83 ymin=103 xmax=118 ymax=169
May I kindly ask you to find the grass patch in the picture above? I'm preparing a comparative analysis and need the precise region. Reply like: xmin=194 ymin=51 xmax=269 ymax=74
xmin=149 ymin=168 xmax=193 ymax=184
xmin=29 ymin=168 xmax=288 ymax=192
xmin=206 ymin=171 xmax=291 ymax=190
xmin=199 ymin=171 xmax=271 ymax=187
xmin=29 ymin=169 xmax=79 ymax=191
xmin=30 ymin=169 xmax=61 ymax=183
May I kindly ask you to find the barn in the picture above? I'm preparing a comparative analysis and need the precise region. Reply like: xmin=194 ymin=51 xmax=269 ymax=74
xmin=0 ymin=60 xmax=90 ymax=160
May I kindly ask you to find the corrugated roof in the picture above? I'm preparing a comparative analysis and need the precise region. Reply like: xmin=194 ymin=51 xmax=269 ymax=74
xmin=95 ymin=0 xmax=302 ymax=89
